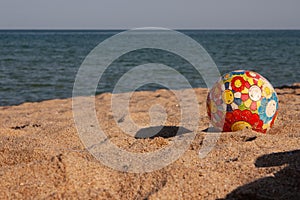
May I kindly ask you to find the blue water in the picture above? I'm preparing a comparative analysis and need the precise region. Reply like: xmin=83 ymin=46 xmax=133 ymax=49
xmin=0 ymin=30 xmax=299 ymax=106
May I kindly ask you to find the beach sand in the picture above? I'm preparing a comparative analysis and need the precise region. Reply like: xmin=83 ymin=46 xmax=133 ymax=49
xmin=0 ymin=84 xmax=299 ymax=199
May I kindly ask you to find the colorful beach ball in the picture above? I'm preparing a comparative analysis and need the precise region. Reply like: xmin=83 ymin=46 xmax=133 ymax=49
xmin=207 ymin=70 xmax=279 ymax=133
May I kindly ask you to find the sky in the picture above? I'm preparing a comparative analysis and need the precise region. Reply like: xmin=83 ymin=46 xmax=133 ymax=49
xmin=0 ymin=0 xmax=299 ymax=29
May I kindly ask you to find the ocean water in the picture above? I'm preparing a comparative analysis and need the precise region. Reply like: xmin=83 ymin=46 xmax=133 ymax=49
xmin=0 ymin=30 xmax=299 ymax=106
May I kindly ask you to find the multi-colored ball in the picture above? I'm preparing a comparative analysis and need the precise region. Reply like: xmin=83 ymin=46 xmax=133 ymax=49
xmin=207 ymin=70 xmax=279 ymax=133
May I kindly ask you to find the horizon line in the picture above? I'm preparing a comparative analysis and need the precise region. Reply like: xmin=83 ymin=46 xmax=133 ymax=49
xmin=0 ymin=28 xmax=300 ymax=31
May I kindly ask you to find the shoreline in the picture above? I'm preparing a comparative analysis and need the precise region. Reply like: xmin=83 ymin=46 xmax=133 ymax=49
xmin=1 ymin=82 xmax=299 ymax=108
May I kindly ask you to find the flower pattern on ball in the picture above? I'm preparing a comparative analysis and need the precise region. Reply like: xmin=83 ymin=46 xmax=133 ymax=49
xmin=221 ymin=81 xmax=242 ymax=111
xmin=223 ymin=109 xmax=265 ymax=133
xmin=206 ymin=70 xmax=279 ymax=133
xmin=240 ymin=77 xmax=263 ymax=111
xmin=207 ymin=81 xmax=226 ymax=129
xmin=258 ymin=93 xmax=278 ymax=124
xmin=231 ymin=76 xmax=246 ymax=92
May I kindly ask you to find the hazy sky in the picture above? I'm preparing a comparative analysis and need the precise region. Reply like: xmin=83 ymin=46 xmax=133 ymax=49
xmin=0 ymin=0 xmax=299 ymax=29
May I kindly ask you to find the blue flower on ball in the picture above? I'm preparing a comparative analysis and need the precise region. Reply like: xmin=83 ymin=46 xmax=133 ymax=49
xmin=258 ymin=93 xmax=278 ymax=124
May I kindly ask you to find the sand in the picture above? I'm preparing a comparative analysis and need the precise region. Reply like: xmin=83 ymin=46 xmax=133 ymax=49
xmin=0 ymin=84 xmax=299 ymax=199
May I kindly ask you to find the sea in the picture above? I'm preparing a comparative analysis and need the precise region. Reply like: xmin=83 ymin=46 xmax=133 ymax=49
xmin=0 ymin=30 xmax=299 ymax=106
